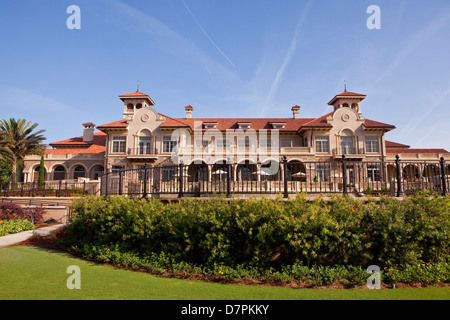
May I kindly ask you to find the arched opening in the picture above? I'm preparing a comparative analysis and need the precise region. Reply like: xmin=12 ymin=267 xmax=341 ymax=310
xmin=73 ymin=165 xmax=86 ymax=179
xmin=33 ymin=166 xmax=46 ymax=182
xmin=138 ymin=129 xmax=152 ymax=155
xmin=92 ymin=165 xmax=104 ymax=180
xmin=287 ymin=160 xmax=306 ymax=181
xmin=53 ymin=165 xmax=66 ymax=181
xmin=136 ymin=103 xmax=143 ymax=110
xmin=188 ymin=161 xmax=208 ymax=182
xmin=236 ymin=160 xmax=256 ymax=181
xmin=340 ymin=129 xmax=354 ymax=154
xmin=342 ymin=103 xmax=350 ymax=108
xmin=260 ymin=159 xmax=280 ymax=181
xmin=211 ymin=160 xmax=229 ymax=181
xmin=126 ymin=103 xmax=134 ymax=112
xmin=351 ymin=103 xmax=359 ymax=112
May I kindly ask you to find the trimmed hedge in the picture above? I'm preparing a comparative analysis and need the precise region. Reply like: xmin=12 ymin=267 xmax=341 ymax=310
xmin=62 ymin=192 xmax=449 ymax=269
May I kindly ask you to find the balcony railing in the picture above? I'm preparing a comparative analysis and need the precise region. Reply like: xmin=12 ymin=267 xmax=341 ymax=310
xmin=127 ymin=148 xmax=159 ymax=158
xmin=332 ymin=147 xmax=365 ymax=157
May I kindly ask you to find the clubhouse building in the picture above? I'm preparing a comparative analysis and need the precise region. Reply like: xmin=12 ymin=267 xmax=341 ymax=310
xmin=22 ymin=89 xmax=450 ymax=185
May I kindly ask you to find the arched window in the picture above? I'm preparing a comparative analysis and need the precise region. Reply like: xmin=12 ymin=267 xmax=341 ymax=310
xmin=340 ymin=129 xmax=354 ymax=154
xmin=342 ymin=103 xmax=350 ymax=108
xmin=73 ymin=166 xmax=86 ymax=179
xmin=33 ymin=166 xmax=46 ymax=182
xmin=136 ymin=103 xmax=143 ymax=110
xmin=126 ymin=103 xmax=134 ymax=112
xmin=138 ymin=129 xmax=152 ymax=155
xmin=92 ymin=165 xmax=104 ymax=180
xmin=53 ymin=166 xmax=66 ymax=181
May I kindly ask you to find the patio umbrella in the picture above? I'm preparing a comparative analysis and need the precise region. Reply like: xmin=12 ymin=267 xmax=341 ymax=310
xmin=292 ymin=171 xmax=307 ymax=177
xmin=252 ymin=169 xmax=271 ymax=176
xmin=212 ymin=169 xmax=228 ymax=175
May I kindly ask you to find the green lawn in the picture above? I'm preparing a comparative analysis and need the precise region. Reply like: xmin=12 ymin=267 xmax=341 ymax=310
xmin=0 ymin=246 xmax=449 ymax=300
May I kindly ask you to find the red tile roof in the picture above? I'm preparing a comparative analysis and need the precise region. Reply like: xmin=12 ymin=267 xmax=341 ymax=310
xmin=119 ymin=91 xmax=150 ymax=97
xmin=386 ymin=148 xmax=449 ymax=154
xmin=47 ymin=132 xmax=106 ymax=154
xmin=363 ymin=119 xmax=396 ymax=129
xmin=328 ymin=91 xmax=367 ymax=105
xmin=97 ymin=119 xmax=128 ymax=129
xmin=385 ymin=141 xmax=410 ymax=148
xmin=165 ymin=118 xmax=315 ymax=131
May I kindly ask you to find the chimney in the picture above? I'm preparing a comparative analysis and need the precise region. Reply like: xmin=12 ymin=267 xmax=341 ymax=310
xmin=82 ymin=122 xmax=95 ymax=142
xmin=291 ymin=105 xmax=300 ymax=119
xmin=185 ymin=105 xmax=194 ymax=119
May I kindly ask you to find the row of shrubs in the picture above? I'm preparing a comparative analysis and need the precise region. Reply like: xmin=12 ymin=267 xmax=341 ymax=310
xmin=0 ymin=219 xmax=34 ymax=236
xmin=58 ymin=191 xmax=449 ymax=285
xmin=0 ymin=202 xmax=45 ymax=224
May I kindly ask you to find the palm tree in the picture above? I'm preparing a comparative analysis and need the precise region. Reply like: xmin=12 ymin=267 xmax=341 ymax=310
xmin=0 ymin=119 xmax=46 ymax=184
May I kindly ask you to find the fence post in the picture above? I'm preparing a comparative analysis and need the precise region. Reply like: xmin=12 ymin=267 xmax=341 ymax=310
xmin=118 ymin=170 xmax=123 ymax=196
xmin=142 ymin=163 xmax=148 ymax=199
xmin=83 ymin=180 xmax=86 ymax=196
xmin=440 ymin=157 xmax=447 ymax=196
xmin=342 ymin=155 xmax=347 ymax=195
xmin=227 ymin=163 xmax=231 ymax=197
xmin=178 ymin=160 xmax=184 ymax=198
xmin=58 ymin=180 xmax=62 ymax=197
xmin=283 ymin=156 xmax=288 ymax=199
xmin=395 ymin=155 xmax=402 ymax=197
xmin=104 ymin=172 xmax=108 ymax=196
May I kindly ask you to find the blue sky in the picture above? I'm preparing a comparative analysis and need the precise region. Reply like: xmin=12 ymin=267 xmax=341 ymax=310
xmin=1 ymin=0 xmax=450 ymax=150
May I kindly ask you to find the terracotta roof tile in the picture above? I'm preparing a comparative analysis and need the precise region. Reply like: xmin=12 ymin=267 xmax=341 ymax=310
xmin=47 ymin=132 xmax=106 ymax=154
xmin=385 ymin=141 xmax=410 ymax=148
xmin=386 ymin=148 xmax=449 ymax=154
xmin=119 ymin=91 xmax=149 ymax=97
xmin=97 ymin=119 xmax=128 ymax=129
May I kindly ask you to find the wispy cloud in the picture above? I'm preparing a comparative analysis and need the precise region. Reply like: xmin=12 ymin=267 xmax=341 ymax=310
xmin=368 ymin=7 xmax=450 ymax=91
xmin=258 ymin=0 xmax=315 ymax=117
xmin=181 ymin=0 xmax=235 ymax=68
xmin=0 ymin=85 xmax=74 ymax=113
xmin=104 ymin=0 xmax=239 ymax=84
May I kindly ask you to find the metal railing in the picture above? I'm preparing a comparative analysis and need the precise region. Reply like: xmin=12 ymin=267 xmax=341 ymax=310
xmin=0 ymin=180 xmax=96 ymax=197
xmin=99 ymin=156 xmax=449 ymax=198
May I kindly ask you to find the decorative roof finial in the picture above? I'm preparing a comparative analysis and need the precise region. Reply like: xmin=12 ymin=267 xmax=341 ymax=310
xmin=137 ymin=80 xmax=140 ymax=92
xmin=344 ymin=80 xmax=347 ymax=92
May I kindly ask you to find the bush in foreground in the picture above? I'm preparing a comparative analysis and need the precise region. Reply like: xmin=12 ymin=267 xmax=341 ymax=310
xmin=58 ymin=191 xmax=450 ymax=286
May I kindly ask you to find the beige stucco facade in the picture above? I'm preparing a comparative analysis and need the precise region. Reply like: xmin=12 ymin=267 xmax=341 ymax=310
xmin=22 ymin=89 xmax=450 ymax=184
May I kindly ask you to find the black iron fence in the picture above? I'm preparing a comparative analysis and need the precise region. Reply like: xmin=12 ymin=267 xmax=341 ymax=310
xmin=0 ymin=179 xmax=99 ymax=197
xmin=100 ymin=156 xmax=449 ymax=198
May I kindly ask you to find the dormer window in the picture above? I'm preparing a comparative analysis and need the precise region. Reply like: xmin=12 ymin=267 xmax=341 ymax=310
xmin=270 ymin=122 xmax=286 ymax=129
xmin=203 ymin=122 xmax=218 ymax=129
xmin=237 ymin=122 xmax=251 ymax=129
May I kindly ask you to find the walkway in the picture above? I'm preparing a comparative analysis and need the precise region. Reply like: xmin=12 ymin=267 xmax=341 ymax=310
xmin=0 ymin=224 xmax=65 ymax=248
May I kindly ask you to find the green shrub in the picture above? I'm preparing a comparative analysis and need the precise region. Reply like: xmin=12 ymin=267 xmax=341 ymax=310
xmin=0 ymin=219 xmax=34 ymax=236
xmin=60 ymin=192 xmax=450 ymax=285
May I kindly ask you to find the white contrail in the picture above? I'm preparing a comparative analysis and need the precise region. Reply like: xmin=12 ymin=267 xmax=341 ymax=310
xmin=181 ymin=0 xmax=235 ymax=68
xmin=259 ymin=0 xmax=314 ymax=117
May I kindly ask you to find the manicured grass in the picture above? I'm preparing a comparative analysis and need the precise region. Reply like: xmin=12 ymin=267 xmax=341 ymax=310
xmin=0 ymin=246 xmax=449 ymax=300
